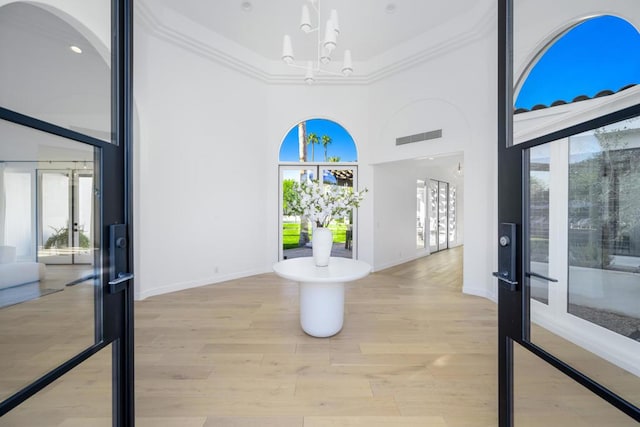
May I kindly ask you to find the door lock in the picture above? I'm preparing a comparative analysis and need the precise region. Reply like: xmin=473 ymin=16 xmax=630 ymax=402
xmin=492 ymin=223 xmax=518 ymax=291
xmin=109 ymin=224 xmax=133 ymax=293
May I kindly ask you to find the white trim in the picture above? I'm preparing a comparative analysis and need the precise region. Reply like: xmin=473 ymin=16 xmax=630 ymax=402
xmin=135 ymin=267 xmax=269 ymax=301
xmin=135 ymin=1 xmax=496 ymax=86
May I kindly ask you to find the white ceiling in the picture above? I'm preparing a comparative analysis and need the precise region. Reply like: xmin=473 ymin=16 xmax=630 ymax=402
xmin=150 ymin=0 xmax=480 ymax=61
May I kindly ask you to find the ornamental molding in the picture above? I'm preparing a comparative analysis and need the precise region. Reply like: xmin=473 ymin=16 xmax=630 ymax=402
xmin=135 ymin=1 xmax=495 ymax=86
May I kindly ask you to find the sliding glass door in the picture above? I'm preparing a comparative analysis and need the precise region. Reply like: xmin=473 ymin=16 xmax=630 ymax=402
xmin=429 ymin=179 xmax=456 ymax=253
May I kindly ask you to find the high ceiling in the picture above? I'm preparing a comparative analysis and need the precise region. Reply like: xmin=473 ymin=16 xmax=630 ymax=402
xmin=149 ymin=0 xmax=481 ymax=61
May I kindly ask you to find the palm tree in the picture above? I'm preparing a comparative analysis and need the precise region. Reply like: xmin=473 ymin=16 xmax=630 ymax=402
xmin=297 ymin=122 xmax=309 ymax=246
xmin=297 ymin=122 xmax=307 ymax=163
xmin=327 ymin=156 xmax=341 ymax=162
xmin=321 ymin=134 xmax=332 ymax=161
xmin=307 ymin=132 xmax=319 ymax=162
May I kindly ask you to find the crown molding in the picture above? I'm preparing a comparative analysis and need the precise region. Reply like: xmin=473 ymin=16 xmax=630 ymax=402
xmin=135 ymin=1 xmax=272 ymax=83
xmin=135 ymin=1 xmax=495 ymax=86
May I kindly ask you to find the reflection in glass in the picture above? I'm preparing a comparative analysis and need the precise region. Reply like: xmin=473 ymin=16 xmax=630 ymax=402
xmin=0 ymin=2 xmax=112 ymax=142
xmin=514 ymin=342 xmax=638 ymax=427
xmin=320 ymin=168 xmax=355 ymax=259
xmin=416 ymin=180 xmax=427 ymax=249
xmin=568 ymin=121 xmax=640 ymax=340
xmin=428 ymin=180 xmax=439 ymax=252
xmin=448 ymin=185 xmax=457 ymax=245
xmin=438 ymin=182 xmax=449 ymax=249
xmin=39 ymin=171 xmax=71 ymax=263
xmin=0 ymin=119 xmax=101 ymax=401
xmin=528 ymin=145 xmax=551 ymax=304
xmin=429 ymin=179 xmax=455 ymax=253
xmin=527 ymin=119 xmax=640 ymax=408
xmin=282 ymin=168 xmax=315 ymax=259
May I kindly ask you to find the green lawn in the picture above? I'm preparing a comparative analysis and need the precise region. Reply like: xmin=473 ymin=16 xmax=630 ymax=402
xmin=282 ymin=221 xmax=349 ymax=250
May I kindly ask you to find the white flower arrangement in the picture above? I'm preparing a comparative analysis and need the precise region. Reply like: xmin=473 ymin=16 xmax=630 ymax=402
xmin=290 ymin=179 xmax=368 ymax=228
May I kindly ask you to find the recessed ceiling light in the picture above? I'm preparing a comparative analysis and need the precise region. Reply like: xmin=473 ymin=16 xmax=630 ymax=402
xmin=385 ymin=3 xmax=397 ymax=14
xmin=241 ymin=1 xmax=252 ymax=12
xmin=70 ymin=45 xmax=82 ymax=54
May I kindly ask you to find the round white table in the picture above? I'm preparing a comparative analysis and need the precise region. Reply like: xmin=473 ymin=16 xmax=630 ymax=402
xmin=273 ymin=257 xmax=372 ymax=337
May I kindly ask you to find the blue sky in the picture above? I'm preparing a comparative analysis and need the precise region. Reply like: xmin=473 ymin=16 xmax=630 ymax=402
xmin=515 ymin=16 xmax=640 ymax=110
xmin=279 ymin=118 xmax=358 ymax=162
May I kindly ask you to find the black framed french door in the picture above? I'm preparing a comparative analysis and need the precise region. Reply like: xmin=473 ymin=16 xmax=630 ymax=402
xmin=498 ymin=0 xmax=640 ymax=425
xmin=0 ymin=0 xmax=133 ymax=425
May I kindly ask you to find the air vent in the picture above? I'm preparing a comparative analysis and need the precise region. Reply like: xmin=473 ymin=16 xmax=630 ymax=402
xmin=396 ymin=129 xmax=442 ymax=146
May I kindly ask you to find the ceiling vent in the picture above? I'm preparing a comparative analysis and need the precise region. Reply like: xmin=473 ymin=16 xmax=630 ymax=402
xmin=396 ymin=129 xmax=442 ymax=146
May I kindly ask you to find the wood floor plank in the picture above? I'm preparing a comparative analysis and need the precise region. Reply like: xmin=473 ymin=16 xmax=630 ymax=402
xmin=203 ymin=416 xmax=301 ymax=427
xmin=303 ymin=416 xmax=447 ymax=426
xmin=4 ymin=247 xmax=637 ymax=425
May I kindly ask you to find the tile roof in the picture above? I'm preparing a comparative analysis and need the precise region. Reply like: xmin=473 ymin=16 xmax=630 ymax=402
xmin=514 ymin=83 xmax=638 ymax=114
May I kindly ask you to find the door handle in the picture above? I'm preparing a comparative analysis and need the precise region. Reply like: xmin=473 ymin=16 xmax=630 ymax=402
xmin=526 ymin=271 xmax=558 ymax=282
xmin=492 ymin=271 xmax=518 ymax=287
xmin=109 ymin=272 xmax=134 ymax=293
xmin=493 ymin=223 xmax=518 ymax=291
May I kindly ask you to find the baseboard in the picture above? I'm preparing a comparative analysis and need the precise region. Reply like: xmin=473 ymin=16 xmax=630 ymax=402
xmin=135 ymin=267 xmax=270 ymax=300
xmin=373 ymin=254 xmax=422 ymax=272
xmin=462 ymin=284 xmax=497 ymax=303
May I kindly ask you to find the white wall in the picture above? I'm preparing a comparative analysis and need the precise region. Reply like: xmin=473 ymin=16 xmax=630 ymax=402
xmin=367 ymin=32 xmax=498 ymax=299
xmin=134 ymin=18 xmax=270 ymax=300
xmin=372 ymin=162 xmax=419 ymax=270
xmin=132 ymin=2 xmax=499 ymax=301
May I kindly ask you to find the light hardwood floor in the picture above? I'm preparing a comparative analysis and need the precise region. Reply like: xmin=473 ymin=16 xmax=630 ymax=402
xmin=2 ymin=247 xmax=638 ymax=426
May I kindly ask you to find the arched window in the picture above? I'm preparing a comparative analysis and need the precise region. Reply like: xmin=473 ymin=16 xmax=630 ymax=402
xmin=278 ymin=119 xmax=359 ymax=261
xmin=515 ymin=15 xmax=640 ymax=111
xmin=279 ymin=118 xmax=357 ymax=163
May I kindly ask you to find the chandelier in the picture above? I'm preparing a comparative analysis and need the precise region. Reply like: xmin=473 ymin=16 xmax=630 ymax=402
xmin=281 ymin=0 xmax=353 ymax=83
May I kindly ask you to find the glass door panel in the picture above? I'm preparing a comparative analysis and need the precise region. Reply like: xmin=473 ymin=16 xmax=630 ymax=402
xmin=280 ymin=167 xmax=316 ymax=259
xmin=514 ymin=343 xmax=638 ymax=426
xmin=528 ymin=144 xmax=551 ymax=305
xmin=428 ymin=180 xmax=439 ymax=252
xmin=0 ymin=119 xmax=101 ymax=402
xmin=525 ymin=120 xmax=640 ymax=408
xmin=279 ymin=165 xmax=359 ymax=260
xmin=73 ymin=172 xmax=95 ymax=265
xmin=1 ymin=0 xmax=132 ymax=421
xmin=417 ymin=180 xmax=427 ymax=249
xmin=0 ymin=2 xmax=112 ymax=142
xmin=448 ymin=185 xmax=457 ymax=246
xmin=320 ymin=166 xmax=356 ymax=259
xmin=438 ymin=181 xmax=449 ymax=250
xmin=38 ymin=171 xmax=72 ymax=264
xmin=430 ymin=179 xmax=454 ymax=253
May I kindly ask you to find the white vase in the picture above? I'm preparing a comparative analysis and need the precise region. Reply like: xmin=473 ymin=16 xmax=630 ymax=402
xmin=312 ymin=227 xmax=333 ymax=267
